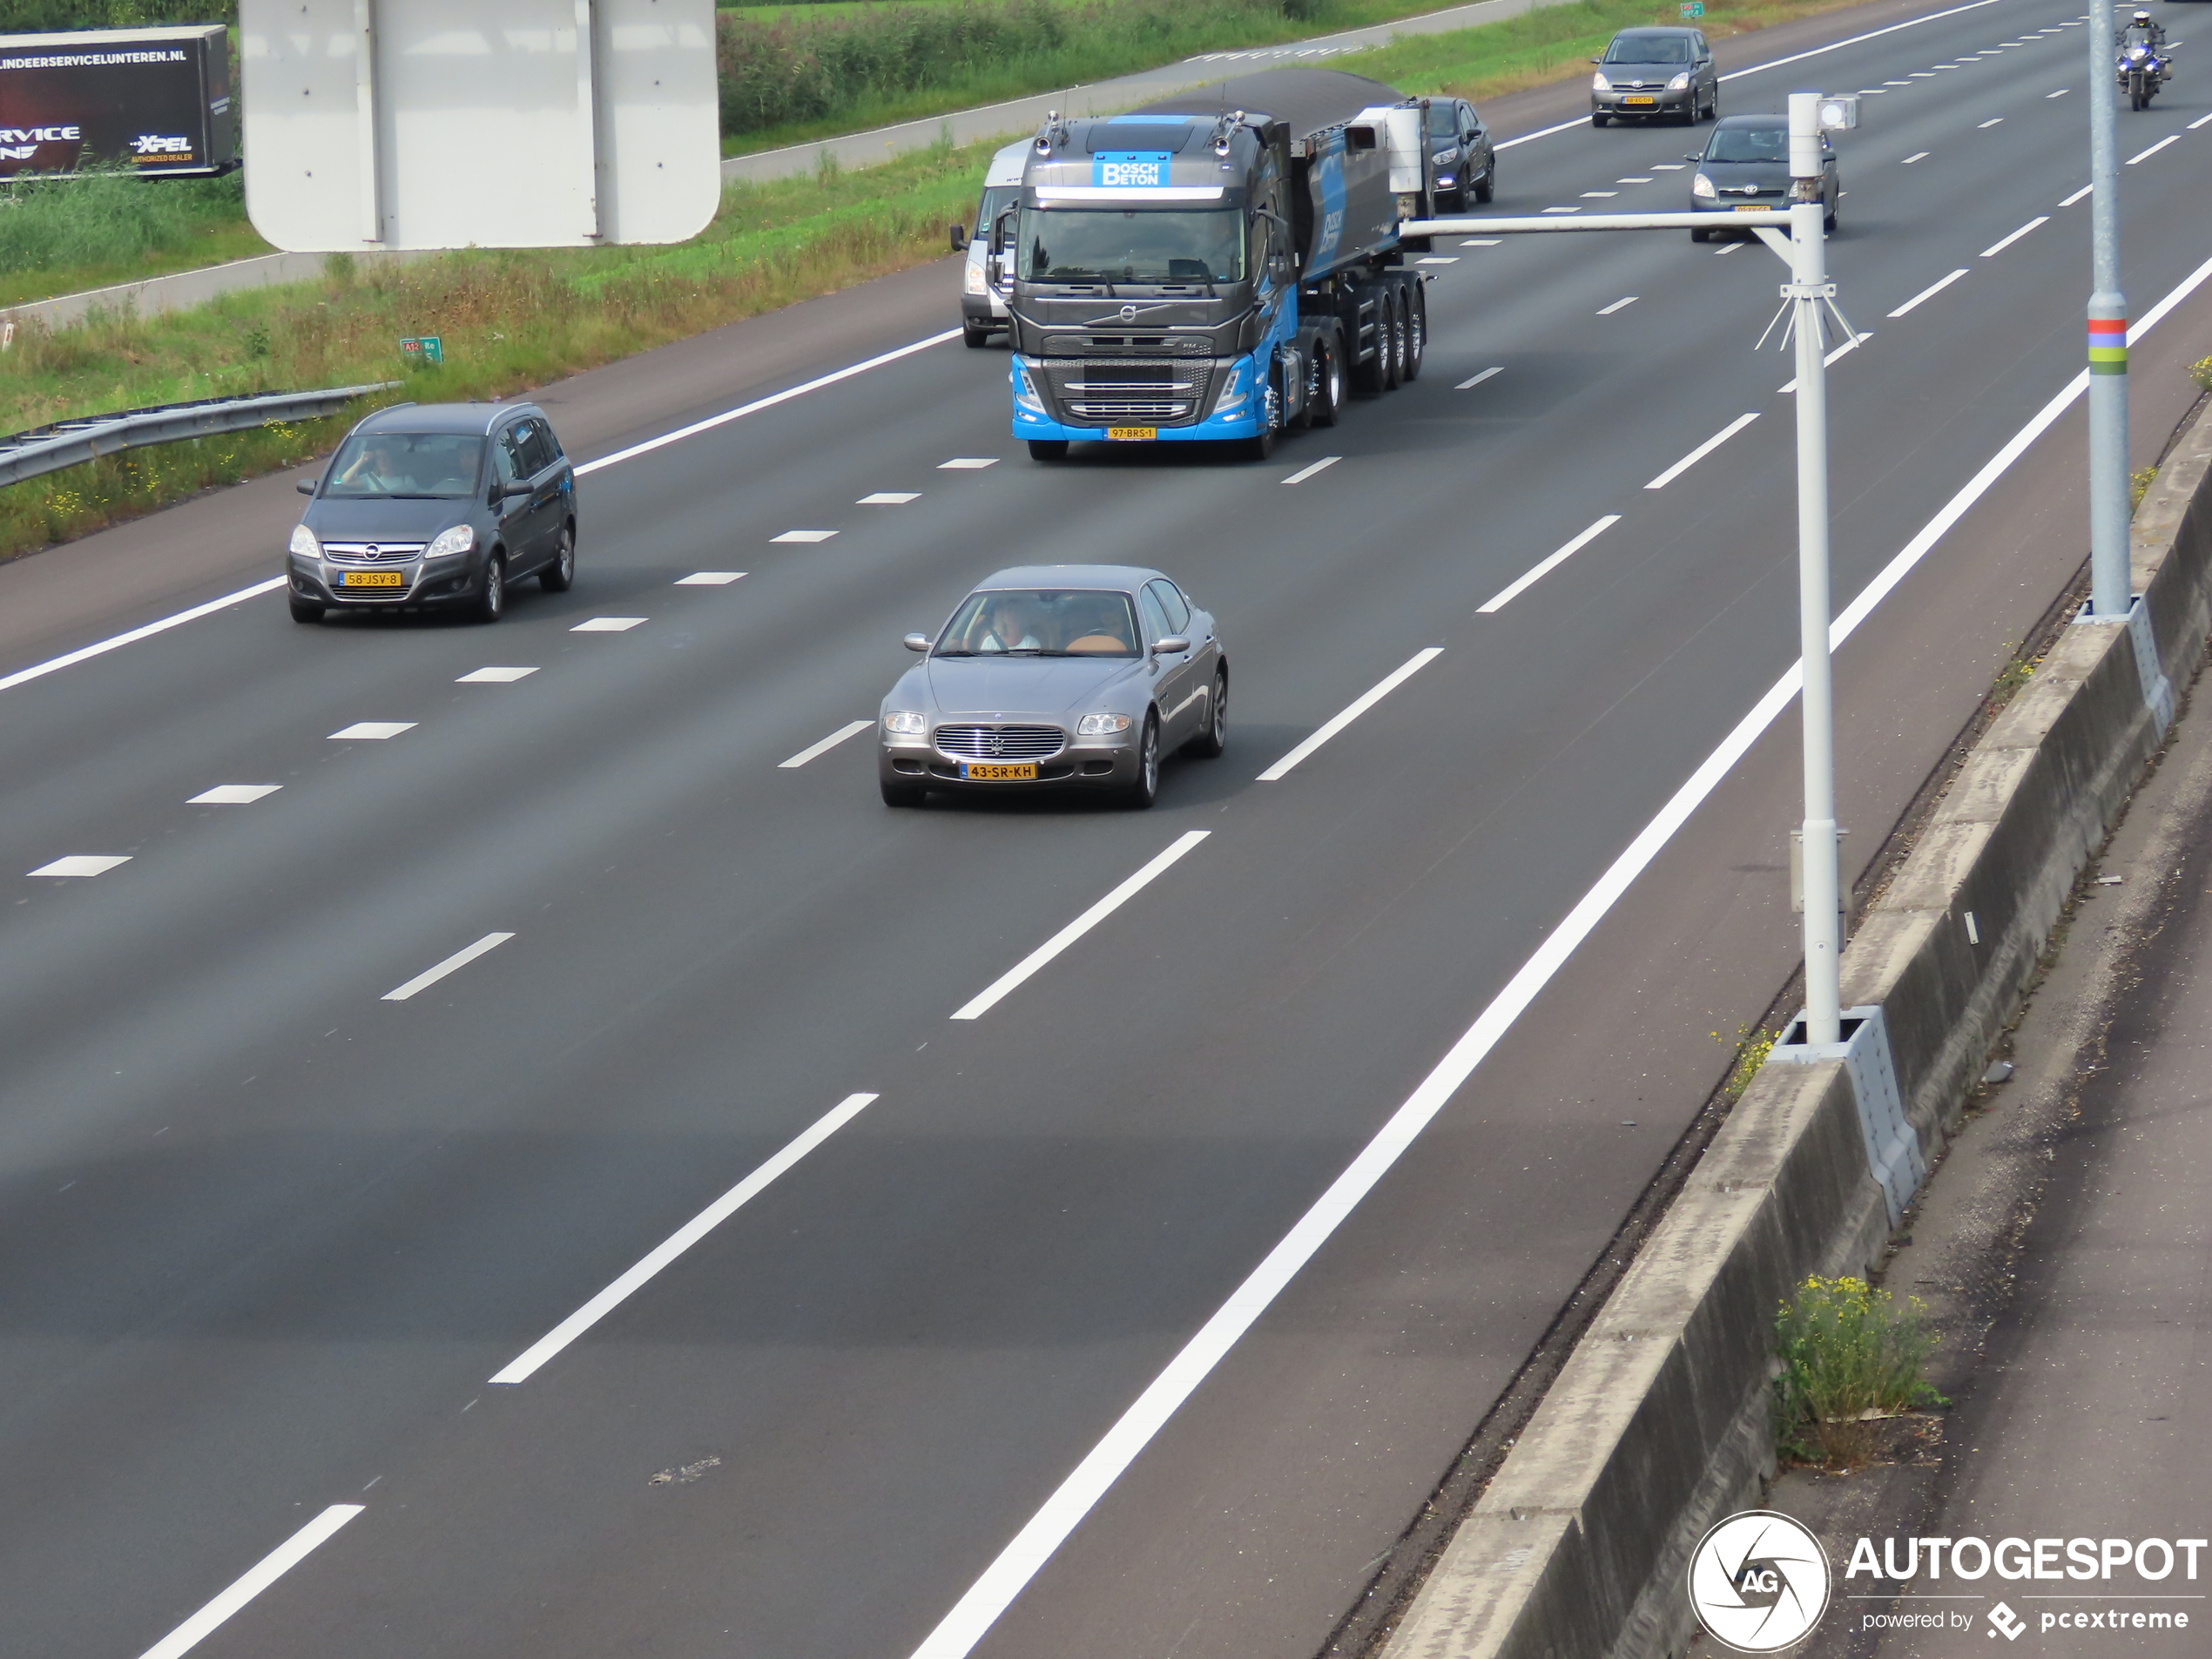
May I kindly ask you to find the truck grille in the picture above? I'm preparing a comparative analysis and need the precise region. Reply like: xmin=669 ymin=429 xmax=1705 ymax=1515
xmin=1040 ymin=357 xmax=1214 ymax=426
xmin=935 ymin=725 xmax=1066 ymax=760
xmin=1044 ymin=335 xmax=1211 ymax=356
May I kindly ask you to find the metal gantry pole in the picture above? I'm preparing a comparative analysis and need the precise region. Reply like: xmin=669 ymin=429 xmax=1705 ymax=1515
xmin=2087 ymin=0 xmax=2132 ymax=617
xmin=1786 ymin=91 xmax=1841 ymax=1045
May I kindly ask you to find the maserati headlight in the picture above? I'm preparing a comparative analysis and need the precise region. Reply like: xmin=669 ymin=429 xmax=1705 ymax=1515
xmin=884 ymin=711 xmax=927 ymax=736
xmin=1667 ymin=71 xmax=1690 ymax=91
xmin=288 ymin=523 xmax=319 ymax=559
xmin=1013 ymin=361 xmax=1045 ymax=413
xmin=425 ymin=523 xmax=475 ymax=559
xmin=1692 ymin=172 xmax=1716 ymax=199
xmin=1077 ymin=712 xmax=1132 ymax=736
xmin=1592 ymin=71 xmax=1610 ymax=91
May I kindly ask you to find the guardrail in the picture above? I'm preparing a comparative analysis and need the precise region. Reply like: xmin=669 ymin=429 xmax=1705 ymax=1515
xmin=0 ymin=382 xmax=400 ymax=489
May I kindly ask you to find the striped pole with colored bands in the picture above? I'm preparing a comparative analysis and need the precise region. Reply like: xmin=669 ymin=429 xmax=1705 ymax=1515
xmin=2089 ymin=314 xmax=2128 ymax=375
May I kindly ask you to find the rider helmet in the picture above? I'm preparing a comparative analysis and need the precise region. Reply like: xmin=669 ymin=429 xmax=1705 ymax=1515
xmin=2134 ymin=10 xmax=2150 ymax=20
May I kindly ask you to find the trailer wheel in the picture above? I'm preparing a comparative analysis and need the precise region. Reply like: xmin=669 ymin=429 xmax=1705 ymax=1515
xmin=1352 ymin=303 xmax=1388 ymax=396
xmin=1380 ymin=291 xmax=1403 ymax=391
xmin=1309 ymin=338 xmax=1343 ymax=428
xmin=1401 ymin=281 xmax=1426 ymax=382
xmin=1027 ymin=439 xmax=1069 ymax=461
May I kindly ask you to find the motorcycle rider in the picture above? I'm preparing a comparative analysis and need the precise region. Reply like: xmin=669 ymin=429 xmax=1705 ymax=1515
xmin=2121 ymin=9 xmax=2170 ymax=70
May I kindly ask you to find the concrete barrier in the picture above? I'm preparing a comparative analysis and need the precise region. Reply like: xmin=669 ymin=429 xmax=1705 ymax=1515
xmin=1379 ymin=395 xmax=2212 ymax=1659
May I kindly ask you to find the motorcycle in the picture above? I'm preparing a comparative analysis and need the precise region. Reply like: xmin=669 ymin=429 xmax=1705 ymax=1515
xmin=2118 ymin=39 xmax=2170 ymax=111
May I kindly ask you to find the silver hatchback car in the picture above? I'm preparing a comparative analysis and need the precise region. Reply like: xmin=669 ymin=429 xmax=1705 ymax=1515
xmin=879 ymin=564 xmax=1225 ymax=808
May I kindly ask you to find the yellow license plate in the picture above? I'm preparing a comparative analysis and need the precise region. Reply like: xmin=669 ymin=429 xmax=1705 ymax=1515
xmin=340 ymin=570 xmax=406 ymax=588
xmin=1733 ymin=204 xmax=1769 ymax=212
xmin=1106 ymin=427 xmax=1157 ymax=442
xmin=1622 ymin=95 xmax=1656 ymax=105
xmin=961 ymin=762 xmax=1037 ymax=781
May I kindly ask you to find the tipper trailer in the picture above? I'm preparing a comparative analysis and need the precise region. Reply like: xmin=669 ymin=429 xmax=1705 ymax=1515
xmin=994 ymin=68 xmax=1444 ymax=460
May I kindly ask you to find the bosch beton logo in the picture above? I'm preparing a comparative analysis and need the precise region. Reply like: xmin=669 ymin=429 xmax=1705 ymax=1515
xmin=1688 ymin=1511 xmax=1831 ymax=1652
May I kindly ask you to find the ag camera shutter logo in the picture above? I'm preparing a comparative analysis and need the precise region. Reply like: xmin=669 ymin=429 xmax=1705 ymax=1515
xmin=1092 ymin=151 xmax=1170 ymax=188
xmin=1688 ymin=1510 xmax=1831 ymax=1652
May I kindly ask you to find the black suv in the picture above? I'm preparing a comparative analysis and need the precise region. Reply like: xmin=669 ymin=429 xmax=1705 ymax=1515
xmin=1426 ymin=97 xmax=1495 ymax=211
xmin=287 ymin=401 xmax=577 ymax=624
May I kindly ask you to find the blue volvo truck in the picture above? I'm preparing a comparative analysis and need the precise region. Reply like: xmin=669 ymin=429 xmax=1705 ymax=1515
xmin=994 ymin=68 xmax=1440 ymax=461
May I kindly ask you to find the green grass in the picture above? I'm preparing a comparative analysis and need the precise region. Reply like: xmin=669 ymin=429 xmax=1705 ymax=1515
xmin=0 ymin=172 xmax=272 ymax=310
xmin=1774 ymin=1276 xmax=1943 ymax=1469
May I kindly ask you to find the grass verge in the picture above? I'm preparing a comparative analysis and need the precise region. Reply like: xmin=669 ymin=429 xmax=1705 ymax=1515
xmin=0 ymin=172 xmax=273 ymax=312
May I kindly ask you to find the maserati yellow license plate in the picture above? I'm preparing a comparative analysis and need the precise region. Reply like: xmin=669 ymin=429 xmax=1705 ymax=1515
xmin=1622 ymin=95 xmax=1655 ymax=105
xmin=341 ymin=570 xmax=405 ymax=588
xmin=961 ymin=762 xmax=1036 ymax=781
xmin=1106 ymin=427 xmax=1156 ymax=442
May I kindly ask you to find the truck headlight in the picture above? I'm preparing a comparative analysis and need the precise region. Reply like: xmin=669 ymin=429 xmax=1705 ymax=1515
xmin=1667 ymin=71 xmax=1690 ymax=91
xmin=1212 ymin=360 xmax=1248 ymax=415
xmin=1077 ymin=712 xmax=1132 ymax=736
xmin=1013 ymin=361 xmax=1045 ymax=413
xmin=425 ymin=523 xmax=475 ymax=559
xmin=288 ymin=523 xmax=319 ymax=559
xmin=964 ymin=259 xmax=986 ymax=296
xmin=884 ymin=711 xmax=927 ymax=736
xmin=1691 ymin=172 xmax=1716 ymax=199
xmin=1592 ymin=71 xmax=1610 ymax=91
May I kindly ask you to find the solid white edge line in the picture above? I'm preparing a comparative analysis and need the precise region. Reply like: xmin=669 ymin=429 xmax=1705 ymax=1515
xmin=575 ymin=332 xmax=961 ymax=475
xmin=1476 ymin=517 xmax=1620 ymax=613
xmin=2126 ymin=133 xmax=2179 ymax=165
xmin=1644 ymin=414 xmax=1760 ymax=490
xmin=1456 ymin=366 xmax=1504 ymax=389
xmin=898 ymin=238 xmax=2212 ymax=1659
xmin=1256 ymin=648 xmax=1444 ymax=781
xmin=0 ymin=577 xmax=284 ymax=696
xmin=490 ymin=1092 xmax=880 ymax=1385
xmin=779 ymin=719 xmax=874 ymax=768
xmin=381 ymin=933 xmax=516 ymax=1001
xmin=950 ymin=833 xmax=1210 ymax=1021
xmin=1281 ymin=455 xmax=1341 ymax=485
xmin=1887 ymin=267 xmax=1970 ymax=318
xmin=136 ymin=1505 xmax=364 ymax=1659
xmin=1980 ymin=216 xmax=2048 ymax=257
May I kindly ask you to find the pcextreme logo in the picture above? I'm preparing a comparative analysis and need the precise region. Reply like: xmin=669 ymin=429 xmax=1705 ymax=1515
xmin=1688 ymin=1511 xmax=1831 ymax=1653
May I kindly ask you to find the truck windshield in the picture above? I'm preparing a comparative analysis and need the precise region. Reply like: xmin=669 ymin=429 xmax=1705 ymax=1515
xmin=1016 ymin=207 xmax=1244 ymax=285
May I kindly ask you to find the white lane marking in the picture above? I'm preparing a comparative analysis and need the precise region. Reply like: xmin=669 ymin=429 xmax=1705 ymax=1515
xmin=2127 ymin=134 xmax=2179 ymax=165
xmin=135 ymin=1505 xmax=364 ymax=1659
xmin=1978 ymin=117 xmax=2003 ymax=127
xmin=1857 ymin=87 xmax=1885 ymax=94
xmin=1416 ymin=256 xmax=1459 ymax=265
xmin=489 ymin=1092 xmax=880 ymax=1385
xmin=2192 ymin=113 xmax=2212 ymax=130
xmin=939 ymin=457 xmax=998 ymax=469
xmin=1980 ymin=216 xmax=2047 ymax=257
xmin=1902 ymin=151 xmax=1931 ymax=162
xmin=1644 ymin=414 xmax=1760 ymax=490
xmin=327 ymin=722 xmax=414 ymax=740
xmin=950 ymin=833 xmax=1211 ymax=1020
xmin=381 ymin=933 xmax=515 ymax=1001
xmin=772 ymin=529 xmax=838 ymax=543
xmin=188 ymin=784 xmax=281 ymax=804
xmin=1714 ymin=241 xmax=1744 ymax=255
xmin=1615 ymin=176 xmax=1654 ymax=183
xmin=29 ymin=854 xmax=130 ymax=877
xmin=2060 ymin=183 xmax=2094 ymax=206
xmin=1885 ymin=79 xmax=1910 ymax=85
xmin=1650 ymin=163 xmax=1687 ymax=171
xmin=1460 ymin=238 xmax=1502 ymax=246
xmin=1909 ymin=71 xmax=1936 ymax=77
xmin=675 ymin=571 xmax=746 ymax=585
xmin=1778 ymin=331 xmax=1871 ymax=394
xmin=779 ymin=720 xmax=873 ymax=768
xmin=1455 ymin=366 xmax=1504 ymax=389
xmin=1477 ymin=519 xmax=1619 ymax=613
xmin=1541 ymin=206 xmax=1581 ymax=213
xmin=1256 ymin=650 xmax=1444 ymax=783
xmin=897 ymin=234 xmax=2212 ymax=1659
xmin=0 ymin=576 xmax=283 ymax=698
xmin=2047 ymin=86 xmax=2070 ymax=97
xmin=1888 ymin=267 xmax=1969 ymax=317
xmin=1580 ymin=191 xmax=1617 ymax=199
xmin=456 ymin=665 xmax=538 ymax=682
xmin=860 ymin=492 xmax=920 ymax=504
xmin=1282 ymin=455 xmax=1341 ymax=484
xmin=1596 ymin=296 xmax=1638 ymax=315
xmin=574 ymin=332 xmax=960 ymax=476
xmin=572 ymin=617 xmax=646 ymax=632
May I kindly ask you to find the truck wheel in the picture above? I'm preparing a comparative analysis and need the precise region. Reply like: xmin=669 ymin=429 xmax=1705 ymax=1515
xmin=1309 ymin=339 xmax=1343 ymax=428
xmin=1028 ymin=439 xmax=1069 ymax=460
xmin=1352 ymin=306 xmax=1388 ymax=396
xmin=963 ymin=322 xmax=989 ymax=348
xmin=1401 ymin=282 xmax=1426 ymax=382
xmin=1380 ymin=292 xmax=1403 ymax=391
xmin=1239 ymin=428 xmax=1276 ymax=462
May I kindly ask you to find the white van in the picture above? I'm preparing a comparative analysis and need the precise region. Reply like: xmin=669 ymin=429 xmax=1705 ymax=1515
xmin=959 ymin=140 xmax=1029 ymax=347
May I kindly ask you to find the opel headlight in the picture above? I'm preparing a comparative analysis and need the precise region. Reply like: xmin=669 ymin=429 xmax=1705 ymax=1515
xmin=1592 ymin=71 xmax=1610 ymax=91
xmin=964 ymin=259 xmax=987 ymax=296
xmin=1013 ymin=361 xmax=1045 ymax=413
xmin=1667 ymin=71 xmax=1690 ymax=91
xmin=884 ymin=711 xmax=927 ymax=736
xmin=288 ymin=523 xmax=319 ymax=559
xmin=1692 ymin=172 xmax=1716 ymax=199
xmin=425 ymin=523 xmax=475 ymax=559
xmin=1077 ymin=712 xmax=1132 ymax=736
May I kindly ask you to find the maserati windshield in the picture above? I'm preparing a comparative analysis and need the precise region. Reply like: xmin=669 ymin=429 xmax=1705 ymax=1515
xmin=934 ymin=589 xmax=1141 ymax=658
xmin=1017 ymin=207 xmax=1244 ymax=285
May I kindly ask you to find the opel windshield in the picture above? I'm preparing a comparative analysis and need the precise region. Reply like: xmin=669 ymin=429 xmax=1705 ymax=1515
xmin=322 ymin=432 xmax=485 ymax=499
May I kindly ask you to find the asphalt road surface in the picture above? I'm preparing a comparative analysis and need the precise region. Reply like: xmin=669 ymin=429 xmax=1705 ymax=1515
xmin=6 ymin=2 xmax=2212 ymax=1656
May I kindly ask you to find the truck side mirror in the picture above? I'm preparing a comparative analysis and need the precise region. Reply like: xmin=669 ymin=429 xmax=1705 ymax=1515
xmin=949 ymin=223 xmax=968 ymax=251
